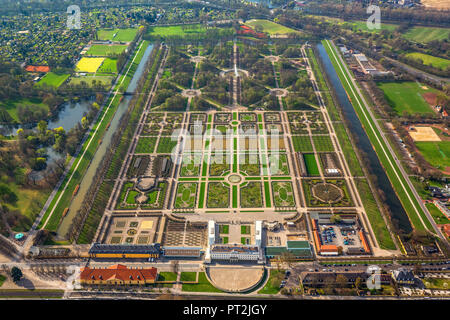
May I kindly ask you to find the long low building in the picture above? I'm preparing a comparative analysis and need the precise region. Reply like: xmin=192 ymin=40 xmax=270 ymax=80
xmin=80 ymin=264 xmax=157 ymax=285
xmin=88 ymin=243 xmax=161 ymax=259
xmin=210 ymin=244 xmax=262 ymax=262
xmin=163 ymin=246 xmax=203 ymax=258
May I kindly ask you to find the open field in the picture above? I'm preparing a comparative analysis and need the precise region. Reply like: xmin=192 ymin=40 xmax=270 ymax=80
xmin=376 ymin=81 xmax=435 ymax=116
xmin=86 ymin=44 xmax=128 ymax=57
xmin=147 ymin=24 xmax=207 ymax=37
xmin=346 ymin=20 xmax=398 ymax=33
xmin=405 ymin=52 xmax=450 ymax=71
xmin=69 ymin=75 xmax=115 ymax=88
xmin=0 ymin=97 xmax=48 ymax=123
xmin=75 ymin=57 xmax=105 ymax=73
xmin=98 ymin=28 xmax=139 ymax=42
xmin=38 ymin=72 xmax=70 ymax=87
xmin=98 ymin=58 xmax=118 ymax=73
xmin=403 ymin=26 xmax=450 ymax=43
xmin=244 ymin=19 xmax=299 ymax=35
xmin=425 ymin=202 xmax=450 ymax=225
xmin=420 ymin=0 xmax=450 ymax=9
xmin=415 ymin=141 xmax=450 ymax=170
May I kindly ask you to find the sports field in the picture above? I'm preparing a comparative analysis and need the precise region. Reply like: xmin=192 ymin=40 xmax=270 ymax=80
xmin=97 ymin=28 xmax=139 ymax=42
xmin=98 ymin=58 xmax=118 ymax=73
xmin=403 ymin=26 xmax=450 ymax=43
xmin=75 ymin=57 xmax=105 ymax=73
xmin=405 ymin=52 xmax=450 ymax=71
xmin=147 ymin=24 xmax=207 ymax=37
xmin=415 ymin=141 xmax=450 ymax=170
xmin=376 ymin=81 xmax=435 ymax=115
xmin=86 ymin=44 xmax=128 ymax=57
xmin=244 ymin=19 xmax=299 ymax=35
xmin=38 ymin=72 xmax=70 ymax=87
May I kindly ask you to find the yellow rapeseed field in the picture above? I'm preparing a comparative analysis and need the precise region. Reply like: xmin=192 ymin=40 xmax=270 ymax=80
xmin=75 ymin=57 xmax=105 ymax=73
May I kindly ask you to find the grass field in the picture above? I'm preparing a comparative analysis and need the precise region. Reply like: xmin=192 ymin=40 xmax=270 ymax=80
xmin=2 ymin=181 xmax=51 ymax=232
xmin=182 ymin=272 xmax=222 ymax=293
xmin=258 ymin=269 xmax=282 ymax=294
xmin=303 ymin=153 xmax=320 ymax=176
xmin=244 ymin=19 xmax=299 ymax=35
xmin=69 ymin=75 xmax=114 ymax=88
xmin=98 ymin=58 xmax=118 ymax=73
xmin=147 ymin=24 xmax=207 ymax=37
xmin=425 ymin=202 xmax=450 ymax=225
xmin=0 ymin=97 xmax=48 ymax=123
xmin=75 ymin=57 xmax=105 ymax=73
xmin=38 ymin=72 xmax=70 ymax=87
xmin=345 ymin=20 xmax=398 ymax=33
xmin=403 ymin=26 xmax=450 ymax=43
xmin=114 ymin=28 xmax=139 ymax=42
xmin=356 ymin=179 xmax=396 ymax=250
xmin=292 ymin=135 xmax=313 ymax=152
xmin=312 ymin=135 xmax=334 ymax=152
xmin=415 ymin=141 xmax=450 ymax=170
xmin=405 ymin=52 xmax=450 ymax=71
xmin=86 ymin=44 xmax=128 ymax=57
xmin=376 ymin=81 xmax=435 ymax=115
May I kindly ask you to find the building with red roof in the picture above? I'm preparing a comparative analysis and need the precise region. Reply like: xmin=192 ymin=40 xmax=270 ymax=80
xmin=79 ymin=264 xmax=157 ymax=285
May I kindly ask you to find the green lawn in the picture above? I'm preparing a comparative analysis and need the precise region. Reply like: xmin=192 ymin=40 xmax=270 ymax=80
xmin=423 ymin=277 xmax=449 ymax=289
xmin=0 ymin=274 xmax=6 ymax=287
xmin=86 ymin=44 xmax=128 ymax=57
xmin=345 ymin=20 xmax=398 ymax=33
xmin=147 ymin=24 xmax=207 ymax=37
xmin=403 ymin=26 xmax=450 ymax=43
xmin=97 ymin=29 xmax=119 ymax=40
xmin=356 ymin=179 xmax=396 ymax=250
xmin=0 ymin=97 xmax=48 ymax=123
xmin=158 ymin=272 xmax=177 ymax=282
xmin=114 ymin=28 xmax=140 ymax=42
xmin=180 ymin=272 xmax=197 ymax=282
xmin=258 ymin=269 xmax=282 ymax=294
xmin=69 ymin=76 xmax=114 ymax=88
xmin=405 ymin=52 xmax=450 ymax=71
xmin=135 ymin=137 xmax=157 ymax=154
xmin=2 ymin=181 xmax=51 ymax=232
xmin=415 ymin=141 xmax=450 ymax=170
xmin=425 ymin=202 xmax=450 ymax=225
xmin=292 ymin=135 xmax=313 ymax=152
xmin=182 ymin=272 xmax=222 ymax=293
xmin=38 ymin=72 xmax=70 ymax=88
xmin=244 ymin=19 xmax=299 ymax=35
xmin=98 ymin=58 xmax=118 ymax=73
xmin=376 ymin=81 xmax=435 ymax=116
xmin=312 ymin=135 xmax=334 ymax=152
xmin=303 ymin=153 xmax=320 ymax=176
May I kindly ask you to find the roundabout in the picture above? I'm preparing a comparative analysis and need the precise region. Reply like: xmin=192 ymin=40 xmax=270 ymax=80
xmin=227 ymin=173 xmax=243 ymax=184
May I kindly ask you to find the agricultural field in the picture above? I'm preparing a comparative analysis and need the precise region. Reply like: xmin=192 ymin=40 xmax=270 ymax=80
xmin=75 ymin=57 xmax=105 ymax=73
xmin=244 ymin=19 xmax=300 ymax=35
xmin=376 ymin=81 xmax=436 ymax=115
xmin=405 ymin=52 xmax=450 ymax=71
